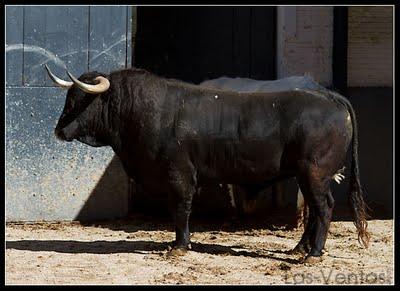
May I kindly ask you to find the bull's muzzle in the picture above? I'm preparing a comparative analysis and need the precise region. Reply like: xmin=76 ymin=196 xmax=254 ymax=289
xmin=55 ymin=128 xmax=73 ymax=142
xmin=55 ymin=120 xmax=79 ymax=142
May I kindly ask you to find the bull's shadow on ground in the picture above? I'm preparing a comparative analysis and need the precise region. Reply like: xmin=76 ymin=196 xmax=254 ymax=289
xmin=6 ymin=239 xmax=300 ymax=264
xmin=6 ymin=207 xmax=361 ymax=265
xmin=78 ymin=210 xmax=299 ymax=234
xmin=76 ymin=202 xmax=358 ymax=235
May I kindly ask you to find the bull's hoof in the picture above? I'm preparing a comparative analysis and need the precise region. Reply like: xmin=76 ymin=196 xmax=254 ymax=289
xmin=288 ymin=245 xmax=308 ymax=255
xmin=167 ymin=246 xmax=190 ymax=257
xmin=303 ymin=255 xmax=323 ymax=264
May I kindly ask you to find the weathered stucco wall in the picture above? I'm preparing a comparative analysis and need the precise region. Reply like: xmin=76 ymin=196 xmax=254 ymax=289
xmin=347 ymin=6 xmax=393 ymax=87
xmin=277 ymin=6 xmax=333 ymax=86
xmin=6 ymin=6 xmax=133 ymax=222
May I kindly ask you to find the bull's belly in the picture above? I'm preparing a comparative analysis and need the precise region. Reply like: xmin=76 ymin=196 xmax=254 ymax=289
xmin=198 ymin=163 xmax=281 ymax=185
xmin=189 ymin=139 xmax=284 ymax=184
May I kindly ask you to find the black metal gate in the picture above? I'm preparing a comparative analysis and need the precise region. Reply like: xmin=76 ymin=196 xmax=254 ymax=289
xmin=134 ymin=6 xmax=276 ymax=83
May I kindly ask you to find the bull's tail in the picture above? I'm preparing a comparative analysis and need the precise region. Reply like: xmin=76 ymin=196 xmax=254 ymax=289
xmin=330 ymin=92 xmax=371 ymax=248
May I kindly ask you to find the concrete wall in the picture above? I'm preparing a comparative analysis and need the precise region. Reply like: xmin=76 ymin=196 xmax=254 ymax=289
xmin=276 ymin=6 xmax=333 ymax=86
xmin=6 ymin=6 xmax=133 ymax=222
xmin=347 ymin=6 xmax=393 ymax=87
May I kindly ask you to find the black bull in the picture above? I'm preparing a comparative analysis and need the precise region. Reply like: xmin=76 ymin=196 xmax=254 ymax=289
xmin=47 ymin=67 xmax=370 ymax=263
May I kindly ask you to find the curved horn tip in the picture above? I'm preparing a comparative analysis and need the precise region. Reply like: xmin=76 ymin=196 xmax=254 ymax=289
xmin=45 ymin=64 xmax=73 ymax=89
xmin=44 ymin=64 xmax=51 ymax=72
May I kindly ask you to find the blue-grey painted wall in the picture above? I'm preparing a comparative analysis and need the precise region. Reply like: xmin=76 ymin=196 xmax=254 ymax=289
xmin=6 ymin=6 xmax=134 ymax=222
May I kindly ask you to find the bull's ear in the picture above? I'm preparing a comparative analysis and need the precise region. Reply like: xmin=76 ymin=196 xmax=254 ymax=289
xmin=66 ymin=71 xmax=110 ymax=94
xmin=44 ymin=65 xmax=73 ymax=89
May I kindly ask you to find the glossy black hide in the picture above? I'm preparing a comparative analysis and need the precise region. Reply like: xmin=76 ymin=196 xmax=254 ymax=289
xmin=54 ymin=68 xmax=369 ymax=261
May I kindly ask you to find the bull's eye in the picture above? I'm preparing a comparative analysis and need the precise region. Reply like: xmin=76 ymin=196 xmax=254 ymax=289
xmin=64 ymin=99 xmax=77 ymax=113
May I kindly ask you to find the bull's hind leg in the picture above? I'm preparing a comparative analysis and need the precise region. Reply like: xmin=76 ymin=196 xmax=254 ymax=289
xmin=289 ymin=204 xmax=315 ymax=255
xmin=294 ymin=165 xmax=334 ymax=263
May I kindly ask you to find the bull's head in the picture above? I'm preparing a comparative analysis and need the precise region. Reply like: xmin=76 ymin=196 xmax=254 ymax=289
xmin=45 ymin=65 xmax=111 ymax=147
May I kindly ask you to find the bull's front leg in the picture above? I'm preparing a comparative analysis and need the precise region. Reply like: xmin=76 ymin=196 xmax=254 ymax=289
xmin=170 ymin=191 xmax=194 ymax=251
xmin=166 ymin=165 xmax=196 ymax=256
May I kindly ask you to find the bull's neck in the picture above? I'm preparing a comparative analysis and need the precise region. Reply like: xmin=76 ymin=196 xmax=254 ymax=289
xmin=100 ymin=73 xmax=164 ymax=154
xmin=98 ymin=91 xmax=124 ymax=152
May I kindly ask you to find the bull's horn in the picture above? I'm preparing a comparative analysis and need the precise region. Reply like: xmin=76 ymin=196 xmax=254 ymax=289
xmin=44 ymin=65 xmax=73 ymax=89
xmin=66 ymin=70 xmax=110 ymax=94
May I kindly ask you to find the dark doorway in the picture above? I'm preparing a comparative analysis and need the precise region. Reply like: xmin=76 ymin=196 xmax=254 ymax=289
xmin=134 ymin=6 xmax=276 ymax=83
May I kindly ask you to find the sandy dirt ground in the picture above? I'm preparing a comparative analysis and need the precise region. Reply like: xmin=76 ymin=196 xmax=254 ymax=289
xmin=5 ymin=216 xmax=393 ymax=285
